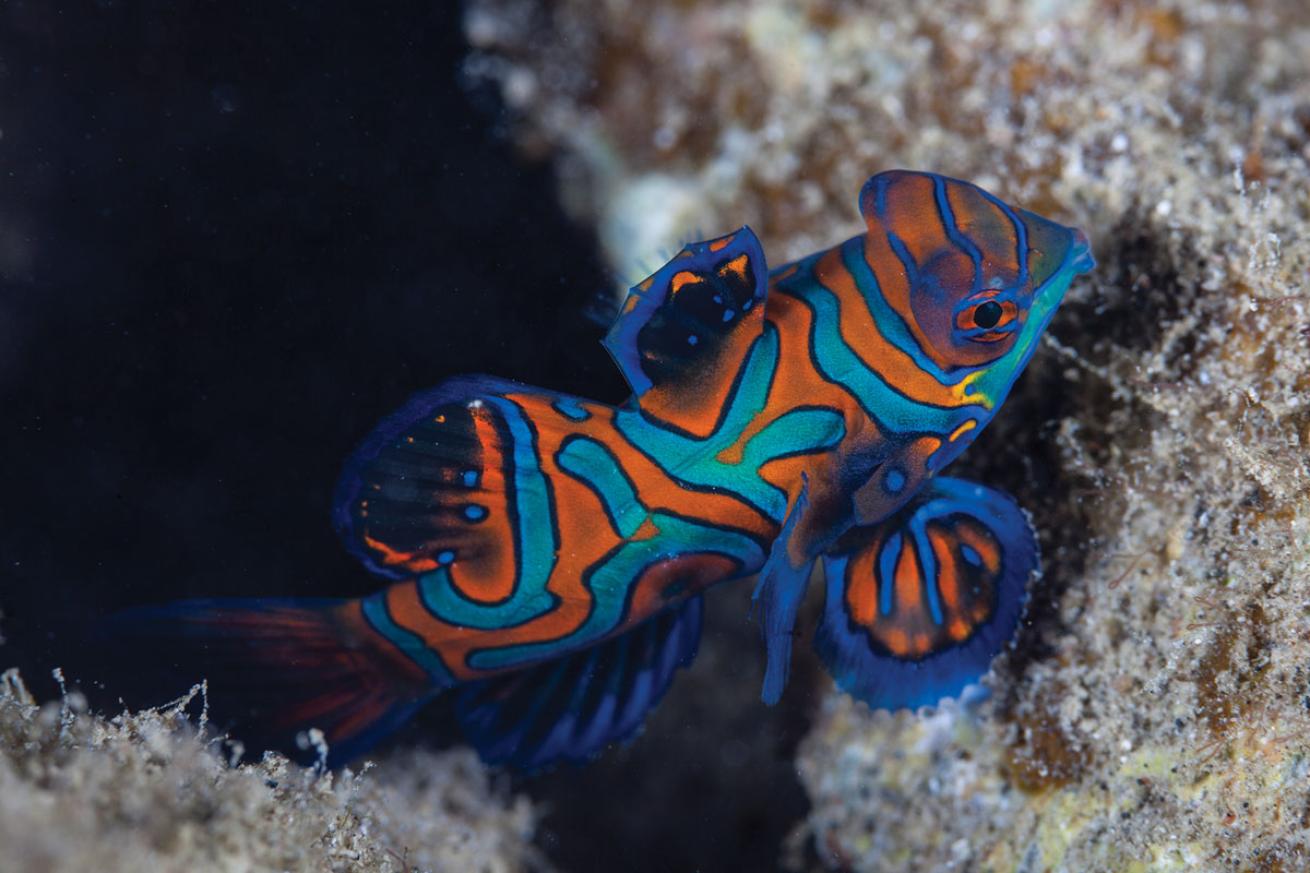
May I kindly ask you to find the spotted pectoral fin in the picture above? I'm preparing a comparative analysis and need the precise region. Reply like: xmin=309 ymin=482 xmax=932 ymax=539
xmin=454 ymin=596 xmax=703 ymax=770
xmin=332 ymin=375 xmax=564 ymax=582
xmin=603 ymin=228 xmax=769 ymax=436
xmin=815 ymin=477 xmax=1038 ymax=710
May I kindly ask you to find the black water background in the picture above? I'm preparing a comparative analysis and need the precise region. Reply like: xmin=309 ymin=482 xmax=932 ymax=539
xmin=0 ymin=4 xmax=809 ymax=871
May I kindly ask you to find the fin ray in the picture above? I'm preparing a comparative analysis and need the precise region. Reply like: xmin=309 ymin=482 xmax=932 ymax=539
xmin=454 ymin=596 xmax=703 ymax=770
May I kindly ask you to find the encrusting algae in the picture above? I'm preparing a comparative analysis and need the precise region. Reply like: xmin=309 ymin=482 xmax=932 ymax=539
xmin=464 ymin=0 xmax=1310 ymax=868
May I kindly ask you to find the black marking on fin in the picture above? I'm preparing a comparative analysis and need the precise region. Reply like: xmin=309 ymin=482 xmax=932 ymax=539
xmin=602 ymin=228 xmax=769 ymax=399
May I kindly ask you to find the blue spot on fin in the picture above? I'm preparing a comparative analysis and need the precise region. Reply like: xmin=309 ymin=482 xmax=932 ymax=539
xmin=602 ymin=228 xmax=769 ymax=422
xmin=454 ymin=596 xmax=703 ymax=770
xmin=332 ymin=375 xmax=586 ymax=582
xmin=815 ymin=477 xmax=1038 ymax=710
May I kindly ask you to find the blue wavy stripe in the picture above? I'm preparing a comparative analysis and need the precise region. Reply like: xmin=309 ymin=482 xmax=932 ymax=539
xmin=553 ymin=396 xmax=591 ymax=421
xmin=835 ymin=238 xmax=972 ymax=388
xmin=906 ymin=511 xmax=944 ymax=626
xmin=878 ymin=489 xmax=1027 ymax=628
xmin=933 ymin=176 xmax=984 ymax=273
xmin=615 ymin=328 xmax=788 ymax=521
xmin=974 ymin=186 xmax=1030 ymax=286
xmin=878 ymin=532 xmax=900 ymax=616
xmin=416 ymin=396 xmax=558 ymax=630
xmin=469 ymin=511 xmax=765 ymax=671
xmin=792 ymin=264 xmax=984 ymax=434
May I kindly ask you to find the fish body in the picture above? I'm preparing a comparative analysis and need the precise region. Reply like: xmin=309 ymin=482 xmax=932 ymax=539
xmin=122 ymin=171 xmax=1094 ymax=768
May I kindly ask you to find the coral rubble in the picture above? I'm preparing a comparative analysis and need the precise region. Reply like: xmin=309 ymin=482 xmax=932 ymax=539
xmin=465 ymin=0 xmax=1310 ymax=868
xmin=0 ymin=670 xmax=542 ymax=873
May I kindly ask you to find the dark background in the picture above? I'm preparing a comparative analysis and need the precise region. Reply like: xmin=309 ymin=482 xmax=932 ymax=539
xmin=0 ymin=3 xmax=809 ymax=871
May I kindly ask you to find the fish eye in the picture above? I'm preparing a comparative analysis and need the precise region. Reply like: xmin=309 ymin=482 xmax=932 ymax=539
xmin=973 ymin=301 xmax=1003 ymax=329
xmin=954 ymin=297 xmax=1018 ymax=342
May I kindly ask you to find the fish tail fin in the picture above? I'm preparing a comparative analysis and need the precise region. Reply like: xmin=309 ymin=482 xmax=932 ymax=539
xmin=102 ymin=597 xmax=434 ymax=766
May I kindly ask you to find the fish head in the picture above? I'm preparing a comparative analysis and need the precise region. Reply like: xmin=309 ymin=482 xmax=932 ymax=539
xmin=859 ymin=170 xmax=1094 ymax=411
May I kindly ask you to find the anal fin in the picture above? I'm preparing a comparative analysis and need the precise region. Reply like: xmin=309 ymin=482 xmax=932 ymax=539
xmin=815 ymin=477 xmax=1038 ymax=710
xmin=454 ymin=596 xmax=703 ymax=770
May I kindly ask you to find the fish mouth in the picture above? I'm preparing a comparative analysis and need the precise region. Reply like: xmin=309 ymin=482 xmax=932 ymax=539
xmin=1028 ymin=225 xmax=1094 ymax=324
xmin=1033 ymin=225 xmax=1094 ymax=310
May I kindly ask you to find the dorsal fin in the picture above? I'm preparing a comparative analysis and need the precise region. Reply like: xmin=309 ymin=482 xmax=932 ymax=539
xmin=602 ymin=228 xmax=769 ymax=435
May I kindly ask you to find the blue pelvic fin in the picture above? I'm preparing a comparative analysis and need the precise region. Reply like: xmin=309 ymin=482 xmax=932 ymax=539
xmin=752 ymin=476 xmax=814 ymax=705
xmin=454 ymin=596 xmax=703 ymax=770
xmin=815 ymin=477 xmax=1038 ymax=710
xmin=603 ymin=228 xmax=769 ymax=434
xmin=100 ymin=598 xmax=434 ymax=767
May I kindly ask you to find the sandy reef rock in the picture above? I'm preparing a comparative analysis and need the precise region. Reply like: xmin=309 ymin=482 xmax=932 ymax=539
xmin=465 ymin=0 xmax=1310 ymax=869
xmin=0 ymin=669 xmax=542 ymax=873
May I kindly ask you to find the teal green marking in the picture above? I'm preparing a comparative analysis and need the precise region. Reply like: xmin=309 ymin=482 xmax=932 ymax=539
xmin=616 ymin=327 xmax=837 ymax=523
xmin=616 ymin=328 xmax=777 ymax=517
xmin=361 ymin=593 xmax=455 ymax=685
xmin=740 ymin=408 xmax=845 ymax=471
xmin=558 ymin=437 xmax=649 ymax=538
xmin=791 ymin=262 xmax=986 ymax=434
xmin=468 ymin=511 xmax=765 ymax=671
xmin=836 ymin=237 xmax=972 ymax=387
xmin=417 ymin=397 xmax=557 ymax=630
xmin=735 ymin=408 xmax=845 ymax=512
